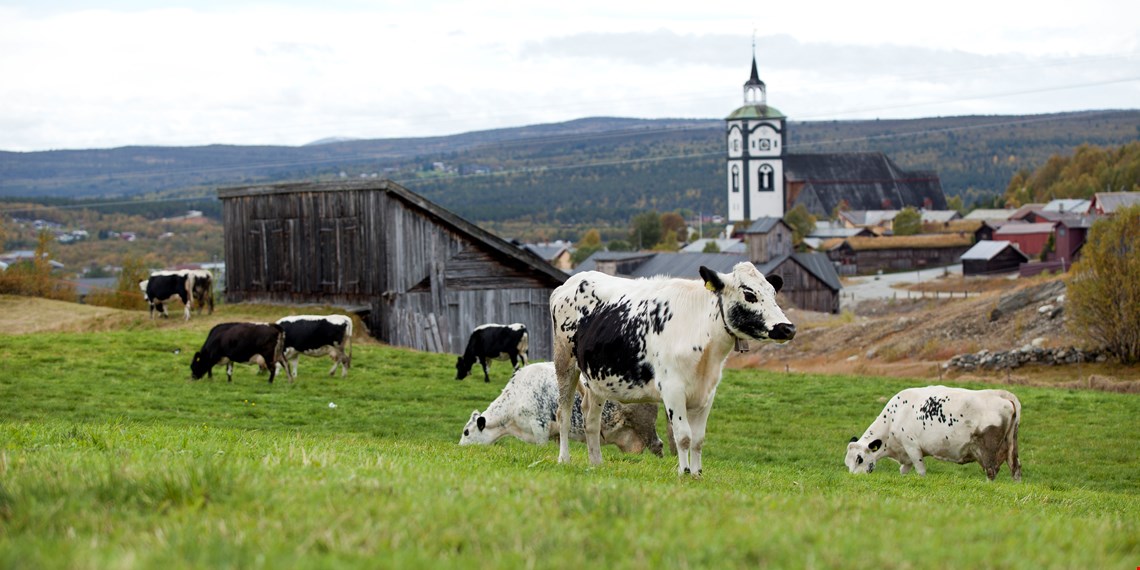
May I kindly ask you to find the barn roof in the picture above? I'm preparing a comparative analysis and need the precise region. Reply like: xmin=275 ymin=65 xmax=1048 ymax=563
xmin=960 ymin=240 xmax=1028 ymax=261
xmin=1091 ymin=191 xmax=1140 ymax=213
xmin=784 ymin=153 xmax=946 ymax=217
xmin=740 ymin=217 xmax=790 ymax=234
xmin=840 ymin=234 xmax=974 ymax=251
xmin=963 ymin=208 xmax=1016 ymax=221
xmin=217 ymin=179 xmax=568 ymax=286
xmin=993 ymin=222 xmax=1057 ymax=236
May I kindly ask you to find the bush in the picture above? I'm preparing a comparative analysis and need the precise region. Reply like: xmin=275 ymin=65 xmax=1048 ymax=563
xmin=1066 ymin=204 xmax=1140 ymax=363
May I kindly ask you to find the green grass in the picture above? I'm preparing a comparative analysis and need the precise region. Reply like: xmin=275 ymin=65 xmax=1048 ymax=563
xmin=1 ymin=316 xmax=1138 ymax=569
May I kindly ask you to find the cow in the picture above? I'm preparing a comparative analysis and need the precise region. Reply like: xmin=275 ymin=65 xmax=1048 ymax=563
xmin=184 ymin=269 xmax=215 ymax=315
xmin=455 ymin=323 xmax=529 ymax=382
xmin=551 ymin=262 xmax=795 ymax=477
xmin=274 ymin=314 xmax=354 ymax=378
xmin=190 ymin=322 xmax=292 ymax=383
xmin=845 ymin=385 xmax=1022 ymax=481
xmin=142 ymin=271 xmax=195 ymax=320
xmin=459 ymin=362 xmax=671 ymax=456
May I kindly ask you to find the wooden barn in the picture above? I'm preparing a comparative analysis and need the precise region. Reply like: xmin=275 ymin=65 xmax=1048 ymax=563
xmin=218 ymin=180 xmax=567 ymax=359
xmin=959 ymin=240 xmax=1029 ymax=276
xmin=826 ymin=234 xmax=974 ymax=275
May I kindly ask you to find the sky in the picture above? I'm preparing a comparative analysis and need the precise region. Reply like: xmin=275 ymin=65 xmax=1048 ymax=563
xmin=1 ymin=0 xmax=1138 ymax=152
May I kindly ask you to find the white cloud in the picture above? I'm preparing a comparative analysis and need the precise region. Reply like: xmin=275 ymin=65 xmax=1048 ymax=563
xmin=0 ymin=1 xmax=1137 ymax=150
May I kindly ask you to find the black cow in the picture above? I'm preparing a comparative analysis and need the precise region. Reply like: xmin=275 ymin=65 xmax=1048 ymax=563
xmin=190 ymin=322 xmax=291 ymax=383
xmin=275 ymin=315 xmax=354 ymax=378
xmin=142 ymin=272 xmax=193 ymax=320
xmin=455 ymin=323 xmax=529 ymax=382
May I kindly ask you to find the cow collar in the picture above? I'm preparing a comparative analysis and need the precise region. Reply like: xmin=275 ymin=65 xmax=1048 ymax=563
xmin=713 ymin=292 xmax=749 ymax=353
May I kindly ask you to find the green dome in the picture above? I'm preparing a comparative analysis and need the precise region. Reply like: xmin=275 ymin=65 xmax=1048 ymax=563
xmin=725 ymin=104 xmax=786 ymax=120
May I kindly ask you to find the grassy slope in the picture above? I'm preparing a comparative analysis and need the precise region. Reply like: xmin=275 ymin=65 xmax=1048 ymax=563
xmin=0 ymin=303 xmax=1138 ymax=569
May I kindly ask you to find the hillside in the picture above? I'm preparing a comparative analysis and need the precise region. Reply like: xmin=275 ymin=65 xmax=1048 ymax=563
xmin=2 ymin=111 xmax=1138 ymax=239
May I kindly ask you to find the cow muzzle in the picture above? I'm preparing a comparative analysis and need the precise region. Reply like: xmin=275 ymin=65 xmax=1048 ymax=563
xmin=769 ymin=322 xmax=796 ymax=342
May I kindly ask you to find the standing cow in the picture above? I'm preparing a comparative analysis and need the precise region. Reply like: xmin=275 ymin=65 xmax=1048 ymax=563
xmin=190 ymin=322 xmax=292 ymax=383
xmin=459 ymin=362 xmax=669 ymax=456
xmin=184 ymin=269 xmax=215 ymax=315
xmin=142 ymin=272 xmax=195 ymax=320
xmin=551 ymin=262 xmax=795 ymax=477
xmin=455 ymin=323 xmax=529 ymax=382
xmin=275 ymin=315 xmax=354 ymax=378
xmin=845 ymin=385 xmax=1022 ymax=481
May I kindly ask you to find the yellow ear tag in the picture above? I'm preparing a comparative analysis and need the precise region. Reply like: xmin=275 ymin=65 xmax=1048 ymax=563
xmin=705 ymin=281 xmax=717 ymax=292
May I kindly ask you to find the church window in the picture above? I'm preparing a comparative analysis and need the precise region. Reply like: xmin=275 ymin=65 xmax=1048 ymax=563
xmin=759 ymin=164 xmax=774 ymax=191
xmin=731 ymin=164 xmax=740 ymax=193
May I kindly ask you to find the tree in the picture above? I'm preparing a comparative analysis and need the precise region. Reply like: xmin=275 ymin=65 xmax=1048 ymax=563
xmin=652 ymin=230 xmax=680 ymax=252
xmin=947 ymin=195 xmax=964 ymax=215
xmin=1066 ymin=204 xmax=1140 ymax=363
xmin=629 ymin=211 xmax=662 ymax=251
xmin=783 ymin=204 xmax=816 ymax=247
xmin=571 ymin=229 xmax=603 ymax=265
xmin=606 ymin=240 xmax=632 ymax=252
xmin=893 ymin=207 xmax=922 ymax=236
xmin=702 ymin=240 xmax=721 ymax=253
xmin=660 ymin=212 xmax=686 ymax=242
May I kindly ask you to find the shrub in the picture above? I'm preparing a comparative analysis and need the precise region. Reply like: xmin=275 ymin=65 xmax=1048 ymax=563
xmin=1066 ymin=204 xmax=1140 ymax=363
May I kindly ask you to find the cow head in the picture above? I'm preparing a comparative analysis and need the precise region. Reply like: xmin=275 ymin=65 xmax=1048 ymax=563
xmin=845 ymin=437 xmax=883 ymax=474
xmin=189 ymin=351 xmax=210 ymax=380
xmin=699 ymin=262 xmax=795 ymax=343
xmin=459 ymin=410 xmax=492 ymax=445
xmin=455 ymin=356 xmax=472 ymax=380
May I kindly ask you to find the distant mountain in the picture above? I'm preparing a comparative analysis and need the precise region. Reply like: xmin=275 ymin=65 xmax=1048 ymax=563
xmin=2 ymin=112 xmax=1138 ymax=229
xmin=304 ymin=137 xmax=361 ymax=146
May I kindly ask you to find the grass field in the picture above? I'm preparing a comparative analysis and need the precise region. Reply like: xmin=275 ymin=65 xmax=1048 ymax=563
xmin=1 ymin=302 xmax=1138 ymax=569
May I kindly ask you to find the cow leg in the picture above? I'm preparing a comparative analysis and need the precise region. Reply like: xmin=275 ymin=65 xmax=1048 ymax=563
xmin=226 ymin=362 xmax=234 ymax=382
xmin=899 ymin=461 xmax=913 ymax=475
xmin=181 ymin=294 xmax=191 ymax=321
xmin=903 ymin=447 xmax=926 ymax=476
xmin=480 ymin=357 xmax=490 ymax=383
xmin=509 ymin=351 xmax=520 ymax=372
xmin=661 ymin=386 xmax=694 ymax=476
xmin=686 ymin=401 xmax=715 ymax=477
xmin=552 ymin=342 xmax=578 ymax=465
xmin=583 ymin=391 xmax=605 ymax=465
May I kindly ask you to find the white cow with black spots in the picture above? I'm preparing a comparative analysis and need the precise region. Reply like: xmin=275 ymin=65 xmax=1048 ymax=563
xmin=459 ymin=362 xmax=669 ymax=456
xmin=845 ymin=385 xmax=1022 ymax=481
xmin=551 ymin=262 xmax=795 ymax=477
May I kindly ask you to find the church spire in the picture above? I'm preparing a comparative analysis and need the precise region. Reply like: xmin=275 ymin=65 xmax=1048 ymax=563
xmin=743 ymin=39 xmax=767 ymax=106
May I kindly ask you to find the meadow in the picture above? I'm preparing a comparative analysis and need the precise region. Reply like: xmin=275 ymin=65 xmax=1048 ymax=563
xmin=1 ymin=302 xmax=1138 ymax=569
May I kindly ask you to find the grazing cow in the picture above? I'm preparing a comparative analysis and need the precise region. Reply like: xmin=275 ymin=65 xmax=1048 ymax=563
xmin=845 ymin=385 xmax=1022 ymax=481
xmin=551 ymin=262 xmax=795 ymax=476
xmin=275 ymin=315 xmax=354 ymax=378
xmin=459 ymin=362 xmax=670 ymax=456
xmin=143 ymin=272 xmax=194 ymax=320
xmin=190 ymin=322 xmax=291 ymax=383
xmin=456 ymin=323 xmax=529 ymax=382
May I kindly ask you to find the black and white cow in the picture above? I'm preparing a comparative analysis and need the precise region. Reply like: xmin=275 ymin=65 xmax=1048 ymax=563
xmin=184 ymin=269 xmax=215 ymax=315
xmin=551 ymin=262 xmax=795 ymax=476
xmin=845 ymin=385 xmax=1022 ymax=481
xmin=459 ymin=362 xmax=669 ymax=456
xmin=455 ymin=323 xmax=529 ymax=382
xmin=275 ymin=315 xmax=354 ymax=378
xmin=190 ymin=322 xmax=291 ymax=383
xmin=142 ymin=272 xmax=195 ymax=320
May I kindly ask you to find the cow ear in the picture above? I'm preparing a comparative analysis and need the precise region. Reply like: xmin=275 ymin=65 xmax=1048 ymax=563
xmin=849 ymin=436 xmax=858 ymax=443
xmin=470 ymin=410 xmax=480 ymax=421
xmin=767 ymin=274 xmax=784 ymax=293
xmin=476 ymin=416 xmax=487 ymax=431
xmin=868 ymin=439 xmax=883 ymax=452
xmin=699 ymin=266 xmax=724 ymax=293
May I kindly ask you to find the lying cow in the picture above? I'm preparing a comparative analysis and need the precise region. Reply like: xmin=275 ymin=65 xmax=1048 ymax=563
xmin=275 ymin=314 xmax=353 ymax=378
xmin=456 ymin=323 xmax=529 ymax=382
xmin=551 ymin=262 xmax=795 ymax=476
xmin=142 ymin=271 xmax=195 ymax=320
xmin=190 ymin=322 xmax=292 ymax=383
xmin=845 ymin=385 xmax=1022 ymax=481
xmin=459 ymin=362 xmax=670 ymax=456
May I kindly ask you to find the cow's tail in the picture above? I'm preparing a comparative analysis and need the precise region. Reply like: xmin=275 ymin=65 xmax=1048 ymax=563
xmin=344 ymin=317 xmax=354 ymax=368
xmin=998 ymin=389 xmax=1022 ymax=480
xmin=274 ymin=325 xmax=293 ymax=383
xmin=518 ymin=327 xmax=530 ymax=367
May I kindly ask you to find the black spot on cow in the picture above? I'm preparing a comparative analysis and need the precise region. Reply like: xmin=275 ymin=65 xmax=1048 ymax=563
xmin=726 ymin=304 xmax=768 ymax=339
xmin=574 ymin=300 xmax=654 ymax=389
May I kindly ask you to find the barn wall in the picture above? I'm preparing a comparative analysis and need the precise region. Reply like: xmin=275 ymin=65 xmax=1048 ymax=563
xmin=829 ymin=246 xmax=971 ymax=275
xmin=775 ymin=261 xmax=839 ymax=313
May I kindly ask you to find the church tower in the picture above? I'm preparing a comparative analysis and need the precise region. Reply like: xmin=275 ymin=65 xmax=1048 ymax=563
xmin=726 ymin=50 xmax=786 ymax=222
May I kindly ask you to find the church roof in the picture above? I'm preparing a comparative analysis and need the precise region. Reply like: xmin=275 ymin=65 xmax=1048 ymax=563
xmin=784 ymin=152 xmax=946 ymax=218
xmin=726 ymin=105 xmax=785 ymax=120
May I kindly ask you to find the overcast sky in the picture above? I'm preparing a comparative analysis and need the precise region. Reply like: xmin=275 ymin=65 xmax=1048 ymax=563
xmin=1 ymin=0 xmax=1138 ymax=152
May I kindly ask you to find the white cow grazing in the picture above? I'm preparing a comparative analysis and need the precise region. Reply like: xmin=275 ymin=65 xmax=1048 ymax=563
xmin=551 ymin=262 xmax=795 ymax=477
xmin=459 ymin=363 xmax=668 ymax=456
xmin=845 ymin=385 xmax=1022 ymax=481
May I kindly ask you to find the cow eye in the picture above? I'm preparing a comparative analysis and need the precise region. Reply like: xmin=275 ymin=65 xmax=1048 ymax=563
xmin=856 ymin=456 xmax=864 ymax=465
xmin=464 ymin=429 xmax=469 ymax=436
xmin=743 ymin=291 xmax=758 ymax=303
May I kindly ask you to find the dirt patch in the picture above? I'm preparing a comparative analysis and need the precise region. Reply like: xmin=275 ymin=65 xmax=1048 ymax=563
xmin=730 ymin=276 xmax=1140 ymax=393
xmin=0 ymin=295 xmax=143 ymax=334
